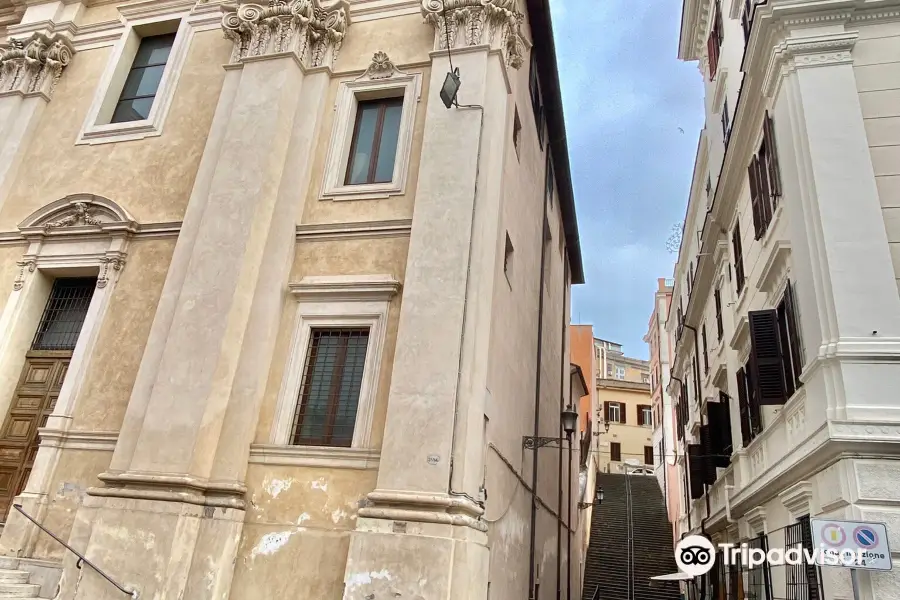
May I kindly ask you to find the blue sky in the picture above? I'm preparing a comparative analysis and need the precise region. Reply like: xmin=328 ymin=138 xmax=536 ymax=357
xmin=550 ymin=0 xmax=706 ymax=360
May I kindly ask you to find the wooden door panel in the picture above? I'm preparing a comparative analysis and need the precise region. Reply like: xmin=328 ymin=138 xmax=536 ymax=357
xmin=0 ymin=355 xmax=71 ymax=521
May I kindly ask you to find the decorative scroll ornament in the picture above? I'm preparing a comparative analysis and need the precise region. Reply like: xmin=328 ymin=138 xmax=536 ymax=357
xmin=365 ymin=51 xmax=396 ymax=80
xmin=12 ymin=260 xmax=36 ymax=291
xmin=421 ymin=0 xmax=526 ymax=69
xmin=0 ymin=32 xmax=74 ymax=98
xmin=97 ymin=256 xmax=126 ymax=289
xmin=221 ymin=0 xmax=351 ymax=68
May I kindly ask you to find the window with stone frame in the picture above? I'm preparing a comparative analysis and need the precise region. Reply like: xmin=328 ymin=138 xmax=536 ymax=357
xmin=290 ymin=328 xmax=370 ymax=447
xmin=345 ymin=97 xmax=404 ymax=186
xmin=749 ymin=112 xmax=783 ymax=240
xmin=111 ymin=33 xmax=177 ymax=124
xmin=610 ymin=442 xmax=622 ymax=462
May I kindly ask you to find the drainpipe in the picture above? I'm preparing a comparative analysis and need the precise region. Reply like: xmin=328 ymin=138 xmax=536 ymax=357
xmin=670 ymin=374 xmax=690 ymax=535
xmin=528 ymin=157 xmax=552 ymax=600
xmin=561 ymin=255 xmax=571 ymax=600
xmin=556 ymin=256 xmax=566 ymax=600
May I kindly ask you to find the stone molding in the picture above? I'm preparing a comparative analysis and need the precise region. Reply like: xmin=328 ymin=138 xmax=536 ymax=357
xmin=248 ymin=444 xmax=380 ymax=469
xmin=0 ymin=31 xmax=74 ymax=99
xmin=295 ymin=218 xmax=412 ymax=241
xmin=288 ymin=274 xmax=401 ymax=302
xmin=744 ymin=506 xmax=767 ymax=535
xmin=420 ymin=0 xmax=526 ymax=69
xmin=18 ymin=193 xmax=137 ymax=235
xmin=221 ymin=0 xmax=351 ymax=68
xmin=89 ymin=470 xmax=248 ymax=509
xmin=359 ymin=489 xmax=488 ymax=532
xmin=779 ymin=480 xmax=813 ymax=519
xmin=763 ymin=31 xmax=858 ymax=98
xmin=37 ymin=428 xmax=118 ymax=452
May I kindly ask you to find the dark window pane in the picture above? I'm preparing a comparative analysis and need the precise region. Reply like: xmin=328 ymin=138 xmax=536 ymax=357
xmin=111 ymin=97 xmax=154 ymax=123
xmin=347 ymin=104 xmax=379 ymax=185
xmin=132 ymin=33 xmax=176 ymax=68
xmin=32 ymin=278 xmax=96 ymax=351
xmin=119 ymin=65 xmax=166 ymax=100
xmin=292 ymin=329 xmax=369 ymax=447
xmin=374 ymin=103 xmax=402 ymax=183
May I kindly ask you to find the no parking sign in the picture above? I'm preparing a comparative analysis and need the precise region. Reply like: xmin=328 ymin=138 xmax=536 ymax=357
xmin=811 ymin=519 xmax=892 ymax=571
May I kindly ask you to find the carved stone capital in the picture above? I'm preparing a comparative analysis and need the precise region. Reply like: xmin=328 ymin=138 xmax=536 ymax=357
xmin=97 ymin=255 xmax=126 ymax=289
xmin=421 ymin=0 xmax=526 ymax=69
xmin=0 ymin=32 xmax=74 ymax=98
xmin=221 ymin=0 xmax=351 ymax=69
xmin=12 ymin=259 xmax=35 ymax=291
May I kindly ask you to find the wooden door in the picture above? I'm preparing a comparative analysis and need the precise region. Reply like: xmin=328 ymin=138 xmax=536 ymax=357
xmin=0 ymin=352 xmax=70 ymax=518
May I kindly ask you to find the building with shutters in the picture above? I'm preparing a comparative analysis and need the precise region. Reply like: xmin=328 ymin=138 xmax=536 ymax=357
xmin=0 ymin=1 xmax=585 ymax=599
xmin=594 ymin=341 xmax=653 ymax=475
xmin=644 ymin=277 xmax=680 ymax=531
xmin=668 ymin=0 xmax=900 ymax=599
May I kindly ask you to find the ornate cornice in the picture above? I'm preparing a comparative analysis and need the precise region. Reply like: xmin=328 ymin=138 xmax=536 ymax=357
xmin=221 ymin=0 xmax=351 ymax=68
xmin=420 ymin=0 xmax=526 ymax=69
xmin=763 ymin=31 xmax=858 ymax=98
xmin=0 ymin=31 xmax=73 ymax=98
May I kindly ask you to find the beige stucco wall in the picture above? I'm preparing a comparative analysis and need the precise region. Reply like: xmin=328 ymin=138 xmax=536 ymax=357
xmin=597 ymin=385 xmax=653 ymax=473
xmin=0 ymin=29 xmax=230 ymax=229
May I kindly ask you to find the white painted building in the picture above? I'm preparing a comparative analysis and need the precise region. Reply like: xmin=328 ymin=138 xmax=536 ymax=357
xmin=668 ymin=0 xmax=900 ymax=598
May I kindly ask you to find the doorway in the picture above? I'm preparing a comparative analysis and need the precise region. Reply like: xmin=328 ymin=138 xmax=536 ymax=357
xmin=0 ymin=277 xmax=96 ymax=519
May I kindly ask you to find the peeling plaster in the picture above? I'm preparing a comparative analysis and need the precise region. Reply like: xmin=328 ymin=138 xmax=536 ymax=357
xmin=346 ymin=569 xmax=394 ymax=588
xmin=264 ymin=477 xmax=294 ymax=499
xmin=297 ymin=513 xmax=310 ymax=525
xmin=250 ymin=531 xmax=295 ymax=560
xmin=331 ymin=508 xmax=348 ymax=524
xmin=310 ymin=478 xmax=328 ymax=492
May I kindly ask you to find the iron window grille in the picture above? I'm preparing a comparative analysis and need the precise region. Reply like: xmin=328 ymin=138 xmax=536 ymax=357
xmin=290 ymin=328 xmax=370 ymax=448
xmin=31 ymin=278 xmax=97 ymax=351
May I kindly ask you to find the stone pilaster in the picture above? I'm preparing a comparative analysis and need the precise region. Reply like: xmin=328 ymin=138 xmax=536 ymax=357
xmin=775 ymin=31 xmax=900 ymax=422
xmin=55 ymin=4 xmax=348 ymax=598
xmin=340 ymin=2 xmax=518 ymax=597
xmin=0 ymin=32 xmax=74 ymax=210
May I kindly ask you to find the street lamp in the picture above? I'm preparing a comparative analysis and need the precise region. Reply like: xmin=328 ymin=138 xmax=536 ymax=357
xmin=523 ymin=406 xmax=580 ymax=449
xmin=578 ymin=486 xmax=603 ymax=509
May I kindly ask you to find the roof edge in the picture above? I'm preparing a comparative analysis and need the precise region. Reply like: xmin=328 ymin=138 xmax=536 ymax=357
xmin=526 ymin=0 xmax=584 ymax=285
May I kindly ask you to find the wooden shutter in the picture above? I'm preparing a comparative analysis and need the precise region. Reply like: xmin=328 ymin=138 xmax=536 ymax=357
xmin=604 ymin=401 xmax=610 ymax=422
xmin=707 ymin=34 xmax=718 ymax=79
xmin=708 ymin=399 xmax=732 ymax=467
xmin=749 ymin=309 xmax=787 ymax=405
xmin=620 ymin=402 xmax=627 ymax=424
xmin=688 ymin=444 xmax=705 ymax=499
xmin=784 ymin=281 xmax=804 ymax=388
xmin=611 ymin=442 xmax=621 ymax=462
xmin=644 ymin=446 xmax=654 ymax=465
xmin=702 ymin=326 xmax=709 ymax=374
xmin=749 ymin=156 xmax=764 ymax=240
xmin=637 ymin=405 xmax=644 ymax=426
xmin=732 ymin=220 xmax=745 ymax=294
xmin=764 ymin=111 xmax=782 ymax=198
xmin=700 ymin=424 xmax=716 ymax=485
xmin=737 ymin=367 xmax=751 ymax=447
xmin=714 ymin=288 xmax=723 ymax=340
xmin=756 ymin=148 xmax=772 ymax=227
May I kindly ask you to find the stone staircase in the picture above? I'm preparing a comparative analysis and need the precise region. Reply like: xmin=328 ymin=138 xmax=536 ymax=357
xmin=581 ymin=473 xmax=682 ymax=600
xmin=0 ymin=558 xmax=44 ymax=598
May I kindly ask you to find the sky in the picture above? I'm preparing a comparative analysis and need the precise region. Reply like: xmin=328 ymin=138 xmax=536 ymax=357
xmin=549 ymin=0 xmax=706 ymax=360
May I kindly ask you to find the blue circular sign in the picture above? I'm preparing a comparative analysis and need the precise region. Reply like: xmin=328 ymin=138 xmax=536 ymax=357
xmin=853 ymin=526 xmax=878 ymax=550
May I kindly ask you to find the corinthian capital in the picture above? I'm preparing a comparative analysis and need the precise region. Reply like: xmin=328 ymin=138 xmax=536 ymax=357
xmin=221 ymin=0 xmax=351 ymax=68
xmin=0 ymin=32 xmax=74 ymax=98
xmin=421 ymin=0 xmax=526 ymax=69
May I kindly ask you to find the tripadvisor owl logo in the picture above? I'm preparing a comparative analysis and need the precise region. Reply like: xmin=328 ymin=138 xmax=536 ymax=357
xmin=675 ymin=535 xmax=716 ymax=576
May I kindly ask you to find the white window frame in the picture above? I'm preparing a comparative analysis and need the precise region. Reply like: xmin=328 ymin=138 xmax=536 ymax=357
xmin=641 ymin=406 xmax=652 ymax=427
xmin=76 ymin=13 xmax=195 ymax=146
xmin=608 ymin=403 xmax=621 ymax=423
xmin=320 ymin=70 xmax=421 ymax=202
xmin=615 ymin=365 xmax=626 ymax=380
xmin=271 ymin=275 xmax=399 ymax=449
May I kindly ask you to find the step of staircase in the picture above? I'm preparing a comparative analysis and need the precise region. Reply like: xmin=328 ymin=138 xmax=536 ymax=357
xmin=0 ymin=559 xmax=44 ymax=599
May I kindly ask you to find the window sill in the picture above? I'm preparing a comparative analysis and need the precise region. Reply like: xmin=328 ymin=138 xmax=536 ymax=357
xmin=320 ymin=182 xmax=401 ymax=202
xmin=248 ymin=444 xmax=380 ymax=470
xmin=76 ymin=118 xmax=161 ymax=146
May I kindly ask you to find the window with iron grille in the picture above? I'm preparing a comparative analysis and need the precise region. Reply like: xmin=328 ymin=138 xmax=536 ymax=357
xmin=785 ymin=516 xmax=821 ymax=600
xmin=610 ymin=442 xmax=621 ymax=462
xmin=745 ymin=534 xmax=773 ymax=600
xmin=290 ymin=328 xmax=370 ymax=447
xmin=31 ymin=278 xmax=97 ymax=351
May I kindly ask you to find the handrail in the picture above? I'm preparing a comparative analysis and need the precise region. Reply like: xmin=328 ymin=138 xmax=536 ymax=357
xmin=12 ymin=504 xmax=137 ymax=598
xmin=591 ymin=584 xmax=600 ymax=600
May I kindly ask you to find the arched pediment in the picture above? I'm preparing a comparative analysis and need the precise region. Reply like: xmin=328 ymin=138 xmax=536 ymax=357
xmin=19 ymin=194 xmax=136 ymax=233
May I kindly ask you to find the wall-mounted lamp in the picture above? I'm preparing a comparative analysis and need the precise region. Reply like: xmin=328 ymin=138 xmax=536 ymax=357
xmin=440 ymin=68 xmax=461 ymax=108
xmin=523 ymin=406 xmax=579 ymax=449
xmin=578 ymin=486 xmax=603 ymax=509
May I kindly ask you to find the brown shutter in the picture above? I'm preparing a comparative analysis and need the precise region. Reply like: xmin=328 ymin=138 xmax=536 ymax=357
xmin=784 ymin=281 xmax=804 ymax=389
xmin=708 ymin=399 xmax=732 ymax=468
xmin=714 ymin=288 xmax=724 ymax=340
xmin=749 ymin=157 xmax=763 ymax=240
xmin=644 ymin=446 xmax=654 ymax=465
xmin=611 ymin=442 xmax=621 ymax=462
xmin=620 ymin=402 xmax=627 ymax=424
xmin=707 ymin=34 xmax=717 ymax=79
xmin=688 ymin=444 xmax=705 ymax=499
xmin=764 ymin=111 xmax=782 ymax=198
xmin=702 ymin=325 xmax=709 ymax=374
xmin=604 ymin=401 xmax=610 ymax=422
xmin=732 ymin=220 xmax=745 ymax=294
xmin=637 ymin=405 xmax=644 ymax=426
xmin=756 ymin=149 xmax=772 ymax=226
xmin=749 ymin=309 xmax=787 ymax=405
xmin=700 ymin=424 xmax=716 ymax=484
xmin=737 ymin=367 xmax=751 ymax=447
